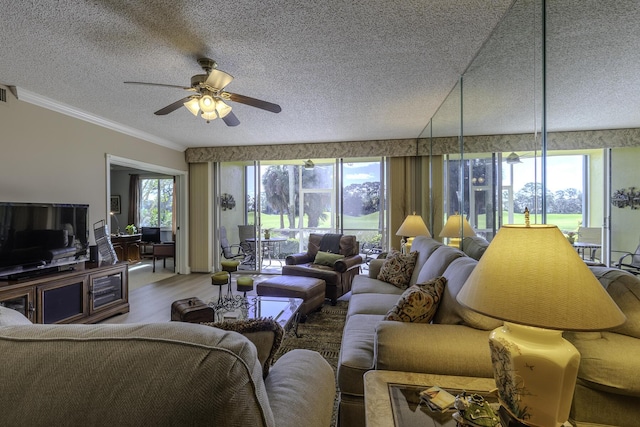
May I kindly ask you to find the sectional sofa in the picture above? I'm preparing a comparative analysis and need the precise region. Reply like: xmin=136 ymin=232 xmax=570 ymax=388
xmin=337 ymin=236 xmax=640 ymax=427
xmin=0 ymin=308 xmax=336 ymax=427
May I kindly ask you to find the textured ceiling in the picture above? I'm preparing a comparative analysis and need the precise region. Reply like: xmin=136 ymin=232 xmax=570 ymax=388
xmin=1 ymin=1 xmax=638 ymax=152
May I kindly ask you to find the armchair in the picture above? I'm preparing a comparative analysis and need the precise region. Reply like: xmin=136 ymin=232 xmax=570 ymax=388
xmin=282 ymin=233 xmax=362 ymax=304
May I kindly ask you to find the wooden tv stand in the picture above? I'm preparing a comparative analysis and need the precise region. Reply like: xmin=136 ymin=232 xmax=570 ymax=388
xmin=0 ymin=262 xmax=129 ymax=324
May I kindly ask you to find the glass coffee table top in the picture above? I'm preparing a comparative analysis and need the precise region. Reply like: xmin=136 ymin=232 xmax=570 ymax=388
xmin=212 ymin=295 xmax=303 ymax=329
xmin=388 ymin=383 xmax=499 ymax=427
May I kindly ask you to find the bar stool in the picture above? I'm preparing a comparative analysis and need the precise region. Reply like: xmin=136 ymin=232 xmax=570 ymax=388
xmin=211 ymin=271 xmax=230 ymax=303
xmin=236 ymin=276 xmax=254 ymax=297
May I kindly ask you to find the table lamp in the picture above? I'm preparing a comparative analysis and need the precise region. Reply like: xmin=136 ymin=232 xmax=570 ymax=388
xmin=438 ymin=214 xmax=475 ymax=248
xmin=396 ymin=213 xmax=430 ymax=253
xmin=456 ymin=217 xmax=626 ymax=426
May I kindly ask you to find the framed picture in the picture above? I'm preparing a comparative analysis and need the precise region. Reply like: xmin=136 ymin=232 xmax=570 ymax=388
xmin=110 ymin=195 xmax=121 ymax=214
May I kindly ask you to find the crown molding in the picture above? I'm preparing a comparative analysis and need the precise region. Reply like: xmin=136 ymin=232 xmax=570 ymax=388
xmin=17 ymin=88 xmax=185 ymax=152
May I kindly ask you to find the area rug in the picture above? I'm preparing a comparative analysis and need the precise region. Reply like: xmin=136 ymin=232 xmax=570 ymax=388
xmin=273 ymin=300 xmax=348 ymax=427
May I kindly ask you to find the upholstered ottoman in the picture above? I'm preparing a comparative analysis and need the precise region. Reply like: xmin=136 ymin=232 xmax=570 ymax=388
xmin=256 ymin=276 xmax=326 ymax=321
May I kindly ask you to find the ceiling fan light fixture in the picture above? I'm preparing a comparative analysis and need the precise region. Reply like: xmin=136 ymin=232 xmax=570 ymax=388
xmin=215 ymin=99 xmax=232 ymax=118
xmin=201 ymin=111 xmax=218 ymax=123
xmin=184 ymin=98 xmax=201 ymax=116
xmin=199 ymin=94 xmax=216 ymax=113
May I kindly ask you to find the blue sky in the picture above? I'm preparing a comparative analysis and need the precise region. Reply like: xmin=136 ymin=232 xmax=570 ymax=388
xmin=343 ymin=162 xmax=380 ymax=186
xmin=510 ymin=155 xmax=583 ymax=192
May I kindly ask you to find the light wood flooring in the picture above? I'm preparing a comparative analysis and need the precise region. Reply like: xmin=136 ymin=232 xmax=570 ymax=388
xmin=101 ymin=272 xmax=271 ymax=324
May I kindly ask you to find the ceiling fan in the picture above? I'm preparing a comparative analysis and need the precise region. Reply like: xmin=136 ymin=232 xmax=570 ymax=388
xmin=124 ymin=58 xmax=281 ymax=126
xmin=505 ymin=151 xmax=537 ymax=164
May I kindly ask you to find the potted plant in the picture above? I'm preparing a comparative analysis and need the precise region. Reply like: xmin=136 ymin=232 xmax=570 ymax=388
xmin=125 ymin=224 xmax=137 ymax=235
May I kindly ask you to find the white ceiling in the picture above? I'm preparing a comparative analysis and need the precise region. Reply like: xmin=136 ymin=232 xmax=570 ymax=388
xmin=1 ymin=1 xmax=638 ymax=152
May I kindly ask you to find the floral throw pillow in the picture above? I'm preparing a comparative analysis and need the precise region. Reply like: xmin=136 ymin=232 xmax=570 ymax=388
xmin=377 ymin=249 xmax=418 ymax=288
xmin=384 ymin=276 xmax=447 ymax=323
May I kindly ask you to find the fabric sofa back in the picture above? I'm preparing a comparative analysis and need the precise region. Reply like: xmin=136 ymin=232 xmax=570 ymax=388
xmin=408 ymin=236 xmax=443 ymax=286
xmin=589 ymin=266 xmax=640 ymax=338
xmin=0 ymin=319 xmax=276 ymax=426
xmin=434 ymin=257 xmax=503 ymax=330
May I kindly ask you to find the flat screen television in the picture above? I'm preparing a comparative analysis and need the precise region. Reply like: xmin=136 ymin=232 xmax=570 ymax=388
xmin=0 ymin=202 xmax=89 ymax=280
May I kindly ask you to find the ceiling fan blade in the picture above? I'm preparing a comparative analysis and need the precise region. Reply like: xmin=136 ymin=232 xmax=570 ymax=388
xmin=224 ymin=92 xmax=282 ymax=113
xmin=222 ymin=111 xmax=240 ymax=127
xmin=205 ymin=69 xmax=234 ymax=90
xmin=154 ymin=96 xmax=194 ymax=115
xmin=124 ymin=81 xmax=193 ymax=90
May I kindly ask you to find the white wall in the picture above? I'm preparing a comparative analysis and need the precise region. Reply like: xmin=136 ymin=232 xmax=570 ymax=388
xmin=219 ymin=163 xmax=247 ymax=246
xmin=611 ymin=146 xmax=640 ymax=255
xmin=0 ymin=92 xmax=187 ymax=244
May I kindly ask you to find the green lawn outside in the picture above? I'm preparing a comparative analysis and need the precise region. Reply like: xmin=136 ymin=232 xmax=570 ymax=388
xmin=502 ymin=212 xmax=583 ymax=232
xmin=253 ymin=211 xmax=582 ymax=235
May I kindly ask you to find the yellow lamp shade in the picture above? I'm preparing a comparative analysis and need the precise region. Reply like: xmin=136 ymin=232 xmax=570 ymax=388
xmin=396 ymin=214 xmax=430 ymax=238
xmin=438 ymin=214 xmax=475 ymax=238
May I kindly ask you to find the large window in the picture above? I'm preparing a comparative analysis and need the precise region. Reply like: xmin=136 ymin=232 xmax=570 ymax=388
xmin=139 ymin=178 xmax=173 ymax=228
xmin=218 ymin=158 xmax=386 ymax=272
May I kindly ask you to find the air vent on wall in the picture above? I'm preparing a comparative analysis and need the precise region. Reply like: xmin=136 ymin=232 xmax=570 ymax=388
xmin=0 ymin=88 xmax=6 ymax=103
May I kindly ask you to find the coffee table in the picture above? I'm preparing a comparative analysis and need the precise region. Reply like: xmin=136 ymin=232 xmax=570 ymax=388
xmin=212 ymin=295 xmax=303 ymax=331
xmin=364 ymin=370 xmax=497 ymax=427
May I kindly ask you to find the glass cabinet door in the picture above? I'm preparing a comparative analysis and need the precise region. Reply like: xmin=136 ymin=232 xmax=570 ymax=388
xmin=0 ymin=288 xmax=35 ymax=321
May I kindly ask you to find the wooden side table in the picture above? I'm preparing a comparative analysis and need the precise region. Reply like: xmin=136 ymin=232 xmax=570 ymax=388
xmin=364 ymin=370 xmax=496 ymax=427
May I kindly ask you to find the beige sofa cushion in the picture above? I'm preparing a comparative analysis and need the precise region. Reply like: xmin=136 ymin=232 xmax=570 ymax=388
xmin=0 ymin=322 xmax=276 ymax=427
xmin=565 ymin=331 xmax=640 ymax=397
xmin=433 ymin=257 xmax=502 ymax=330
xmin=408 ymin=237 xmax=443 ymax=286
xmin=347 ymin=293 xmax=404 ymax=317
xmin=266 ymin=349 xmax=336 ymax=427
xmin=461 ymin=236 xmax=490 ymax=260
xmin=590 ymin=266 xmax=640 ymax=338
xmin=338 ymin=314 xmax=385 ymax=396
xmin=415 ymin=245 xmax=465 ymax=284
xmin=374 ymin=322 xmax=494 ymax=377
xmin=351 ymin=273 xmax=405 ymax=295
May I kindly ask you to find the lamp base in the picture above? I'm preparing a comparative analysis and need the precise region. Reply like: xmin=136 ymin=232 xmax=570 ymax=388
xmin=498 ymin=405 xmax=530 ymax=427
xmin=446 ymin=237 xmax=461 ymax=248
xmin=403 ymin=237 xmax=415 ymax=254
xmin=489 ymin=322 xmax=580 ymax=427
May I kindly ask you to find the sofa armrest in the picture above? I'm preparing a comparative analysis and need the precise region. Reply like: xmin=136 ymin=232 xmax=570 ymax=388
xmin=285 ymin=252 xmax=313 ymax=265
xmin=368 ymin=259 xmax=385 ymax=278
xmin=266 ymin=349 xmax=336 ymax=427
xmin=374 ymin=321 xmax=494 ymax=378
xmin=335 ymin=254 xmax=363 ymax=273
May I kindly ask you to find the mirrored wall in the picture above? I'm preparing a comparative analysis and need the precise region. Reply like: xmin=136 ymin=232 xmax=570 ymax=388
xmin=422 ymin=0 xmax=640 ymax=267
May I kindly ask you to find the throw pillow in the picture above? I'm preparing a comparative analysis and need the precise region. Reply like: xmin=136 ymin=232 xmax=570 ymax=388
xmin=377 ymin=249 xmax=418 ymax=288
xmin=0 ymin=305 xmax=32 ymax=325
xmin=314 ymin=251 xmax=344 ymax=267
xmin=201 ymin=318 xmax=283 ymax=378
xmin=384 ymin=276 xmax=447 ymax=323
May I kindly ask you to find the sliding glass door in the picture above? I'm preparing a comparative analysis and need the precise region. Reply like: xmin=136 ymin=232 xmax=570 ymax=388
xmin=216 ymin=157 xmax=386 ymax=273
